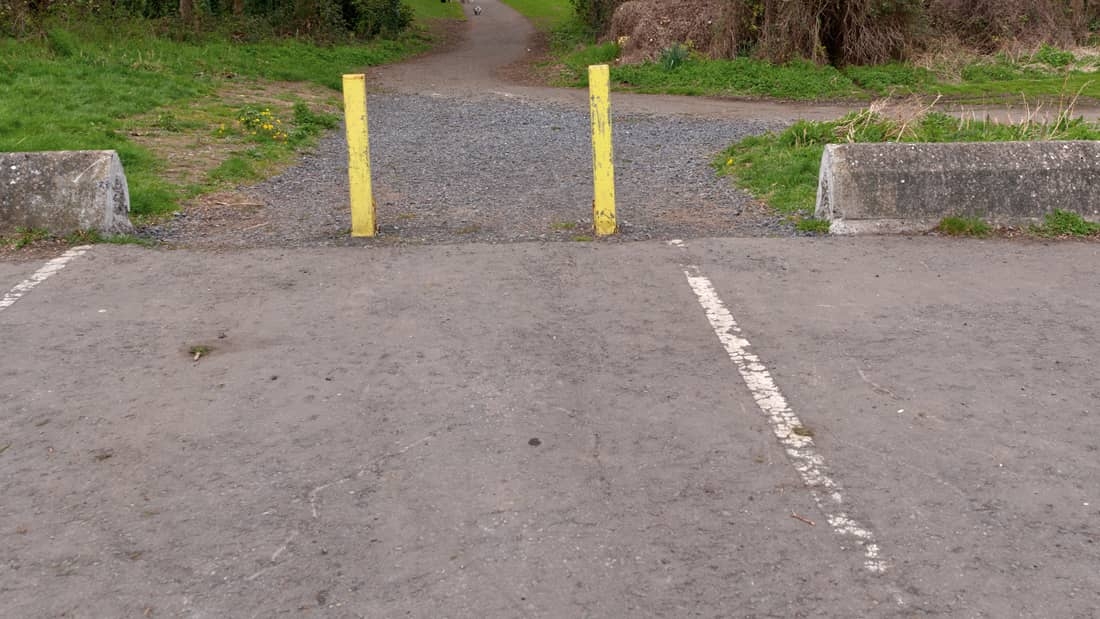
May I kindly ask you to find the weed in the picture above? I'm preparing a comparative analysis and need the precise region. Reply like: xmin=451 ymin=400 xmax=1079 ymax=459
xmin=937 ymin=216 xmax=992 ymax=237
xmin=11 ymin=227 xmax=49 ymax=249
xmin=64 ymin=230 xmax=156 ymax=246
xmin=188 ymin=345 xmax=212 ymax=360
xmin=571 ymin=234 xmax=594 ymax=242
xmin=550 ymin=221 xmax=577 ymax=231
xmin=237 ymin=106 xmax=288 ymax=142
xmin=1033 ymin=44 xmax=1075 ymax=68
xmin=154 ymin=111 xmax=184 ymax=132
xmin=207 ymin=156 xmax=259 ymax=184
xmin=795 ymin=218 xmax=831 ymax=234
xmin=659 ymin=43 xmax=690 ymax=71
xmin=1031 ymin=209 xmax=1100 ymax=236
xmin=457 ymin=224 xmax=481 ymax=234
xmin=290 ymin=102 xmax=339 ymax=142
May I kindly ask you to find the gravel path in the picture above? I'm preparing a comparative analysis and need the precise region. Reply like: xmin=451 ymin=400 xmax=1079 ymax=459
xmin=151 ymin=94 xmax=790 ymax=248
xmin=147 ymin=1 xmax=799 ymax=248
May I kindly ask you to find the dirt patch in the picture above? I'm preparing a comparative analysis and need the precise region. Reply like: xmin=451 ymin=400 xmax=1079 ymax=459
xmin=127 ymin=79 xmax=341 ymax=190
xmin=609 ymin=0 xmax=724 ymax=64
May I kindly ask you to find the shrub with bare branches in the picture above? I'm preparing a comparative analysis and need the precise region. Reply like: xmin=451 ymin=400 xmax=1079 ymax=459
xmin=604 ymin=0 xmax=1100 ymax=67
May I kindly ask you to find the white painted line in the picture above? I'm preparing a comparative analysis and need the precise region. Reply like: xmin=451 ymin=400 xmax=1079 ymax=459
xmin=675 ymin=249 xmax=887 ymax=574
xmin=0 ymin=246 xmax=90 ymax=313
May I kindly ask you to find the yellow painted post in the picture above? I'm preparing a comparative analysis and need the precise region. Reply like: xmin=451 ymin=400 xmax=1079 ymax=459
xmin=342 ymin=74 xmax=376 ymax=237
xmin=588 ymin=64 xmax=617 ymax=236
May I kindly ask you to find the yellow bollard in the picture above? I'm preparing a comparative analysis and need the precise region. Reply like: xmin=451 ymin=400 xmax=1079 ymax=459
xmin=342 ymin=74 xmax=376 ymax=237
xmin=588 ymin=64 xmax=617 ymax=236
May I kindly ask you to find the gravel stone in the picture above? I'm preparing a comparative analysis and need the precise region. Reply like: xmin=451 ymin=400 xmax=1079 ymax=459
xmin=147 ymin=93 xmax=793 ymax=248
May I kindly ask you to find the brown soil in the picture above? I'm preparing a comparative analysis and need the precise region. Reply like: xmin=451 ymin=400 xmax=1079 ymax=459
xmin=609 ymin=0 xmax=725 ymax=64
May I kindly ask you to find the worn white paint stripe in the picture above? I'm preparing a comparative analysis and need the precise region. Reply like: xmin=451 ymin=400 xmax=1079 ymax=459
xmin=0 ymin=246 xmax=90 ymax=313
xmin=677 ymin=251 xmax=886 ymax=574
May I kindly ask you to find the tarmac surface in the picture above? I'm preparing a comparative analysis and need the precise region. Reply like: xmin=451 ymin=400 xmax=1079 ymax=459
xmin=3 ymin=1 xmax=1100 ymax=617
xmin=3 ymin=239 xmax=1099 ymax=617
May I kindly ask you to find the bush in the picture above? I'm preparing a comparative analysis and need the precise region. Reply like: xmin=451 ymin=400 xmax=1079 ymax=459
xmin=350 ymin=0 xmax=413 ymax=38
xmin=1 ymin=0 xmax=415 ymax=42
xmin=1033 ymin=43 xmax=1075 ymax=67
xmin=571 ymin=0 xmax=623 ymax=32
xmin=598 ymin=1 xmax=1100 ymax=68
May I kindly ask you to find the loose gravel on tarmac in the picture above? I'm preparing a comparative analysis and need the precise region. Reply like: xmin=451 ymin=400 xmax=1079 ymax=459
xmin=146 ymin=94 xmax=791 ymax=248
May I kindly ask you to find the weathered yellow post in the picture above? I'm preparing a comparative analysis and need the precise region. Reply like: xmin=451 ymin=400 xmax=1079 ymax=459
xmin=342 ymin=73 xmax=376 ymax=237
xmin=588 ymin=64 xmax=617 ymax=236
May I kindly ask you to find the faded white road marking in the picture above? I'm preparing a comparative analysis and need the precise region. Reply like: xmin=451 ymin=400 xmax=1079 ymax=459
xmin=0 ymin=246 xmax=90 ymax=313
xmin=673 ymin=242 xmax=887 ymax=574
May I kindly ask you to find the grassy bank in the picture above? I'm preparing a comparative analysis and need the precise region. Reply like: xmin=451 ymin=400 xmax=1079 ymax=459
xmin=0 ymin=7 xmax=452 ymax=222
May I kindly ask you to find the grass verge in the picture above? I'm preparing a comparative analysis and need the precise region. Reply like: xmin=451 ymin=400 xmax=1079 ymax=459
xmin=498 ymin=0 xmax=573 ymax=30
xmin=0 ymin=18 xmax=433 ymax=222
xmin=719 ymin=103 xmax=1100 ymax=224
xmin=551 ymin=34 xmax=1100 ymax=102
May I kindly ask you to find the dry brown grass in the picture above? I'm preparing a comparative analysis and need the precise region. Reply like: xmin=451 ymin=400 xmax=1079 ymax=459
xmin=926 ymin=0 xmax=1097 ymax=52
xmin=607 ymin=0 xmax=1100 ymax=66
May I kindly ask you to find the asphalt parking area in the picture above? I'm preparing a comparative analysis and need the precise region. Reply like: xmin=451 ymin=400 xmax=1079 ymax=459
xmin=2 ymin=238 xmax=1097 ymax=617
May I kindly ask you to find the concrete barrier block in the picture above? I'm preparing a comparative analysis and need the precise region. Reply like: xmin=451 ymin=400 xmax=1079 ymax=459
xmin=1 ymin=150 xmax=134 ymax=235
xmin=815 ymin=141 xmax=1100 ymax=234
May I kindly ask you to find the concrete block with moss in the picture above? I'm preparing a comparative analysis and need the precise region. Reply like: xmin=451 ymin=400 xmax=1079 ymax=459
xmin=1 ymin=150 xmax=133 ymax=235
xmin=816 ymin=142 xmax=1100 ymax=234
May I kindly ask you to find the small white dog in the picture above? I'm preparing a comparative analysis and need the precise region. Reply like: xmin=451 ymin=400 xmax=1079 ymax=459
xmin=473 ymin=5 xmax=482 ymax=15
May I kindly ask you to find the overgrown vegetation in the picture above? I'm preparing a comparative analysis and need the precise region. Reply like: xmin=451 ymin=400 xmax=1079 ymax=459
xmin=719 ymin=103 xmax=1100 ymax=218
xmin=577 ymin=0 xmax=1100 ymax=67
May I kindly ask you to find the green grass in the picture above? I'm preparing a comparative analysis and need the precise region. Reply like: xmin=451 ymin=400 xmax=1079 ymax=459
xmin=3 ymin=228 xmax=51 ymax=249
xmin=842 ymin=63 xmax=935 ymax=96
xmin=498 ymin=0 xmax=572 ymax=30
xmin=613 ymin=57 xmax=860 ymax=100
xmin=550 ymin=33 xmax=1100 ymax=102
xmin=0 ymin=19 xmax=430 ymax=218
xmin=937 ymin=216 xmax=992 ymax=237
xmin=795 ymin=218 xmax=831 ymax=234
xmin=720 ymin=109 xmax=1100 ymax=218
xmin=560 ymin=41 xmax=620 ymax=85
xmin=64 ymin=230 xmax=158 ymax=246
xmin=406 ymin=0 xmax=465 ymax=20
xmin=1031 ymin=209 xmax=1100 ymax=237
